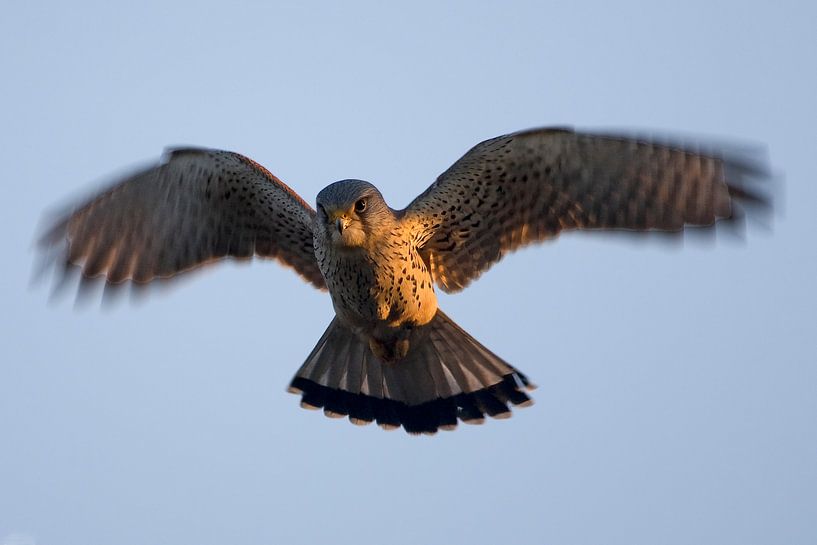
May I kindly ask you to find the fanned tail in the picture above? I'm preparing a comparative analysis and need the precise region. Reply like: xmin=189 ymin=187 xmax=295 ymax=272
xmin=288 ymin=310 xmax=534 ymax=435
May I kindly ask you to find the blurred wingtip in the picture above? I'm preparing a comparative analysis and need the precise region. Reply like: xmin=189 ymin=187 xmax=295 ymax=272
xmin=720 ymin=144 xmax=780 ymax=235
xmin=590 ymin=127 xmax=779 ymax=241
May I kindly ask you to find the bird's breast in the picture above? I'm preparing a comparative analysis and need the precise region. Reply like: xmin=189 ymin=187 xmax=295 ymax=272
xmin=316 ymin=237 xmax=437 ymax=332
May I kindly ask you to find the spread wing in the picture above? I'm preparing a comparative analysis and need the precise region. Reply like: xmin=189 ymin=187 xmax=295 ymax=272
xmin=40 ymin=148 xmax=326 ymax=292
xmin=403 ymin=128 xmax=769 ymax=293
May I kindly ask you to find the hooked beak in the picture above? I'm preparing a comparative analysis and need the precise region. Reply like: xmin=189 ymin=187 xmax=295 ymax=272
xmin=328 ymin=210 xmax=351 ymax=234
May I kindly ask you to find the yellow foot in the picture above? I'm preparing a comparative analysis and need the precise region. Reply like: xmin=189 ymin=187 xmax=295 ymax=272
xmin=368 ymin=338 xmax=410 ymax=362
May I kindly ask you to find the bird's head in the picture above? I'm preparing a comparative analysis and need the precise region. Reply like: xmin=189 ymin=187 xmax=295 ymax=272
xmin=315 ymin=180 xmax=392 ymax=248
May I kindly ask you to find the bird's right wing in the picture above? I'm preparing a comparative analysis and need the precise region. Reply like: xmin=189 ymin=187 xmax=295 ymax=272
xmin=40 ymin=148 xmax=326 ymax=291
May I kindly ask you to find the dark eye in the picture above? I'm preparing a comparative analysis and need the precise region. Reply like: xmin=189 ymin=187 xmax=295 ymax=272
xmin=354 ymin=199 xmax=367 ymax=213
xmin=317 ymin=204 xmax=327 ymax=217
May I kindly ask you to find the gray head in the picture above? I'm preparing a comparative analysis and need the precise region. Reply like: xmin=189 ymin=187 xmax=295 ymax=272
xmin=315 ymin=179 xmax=393 ymax=248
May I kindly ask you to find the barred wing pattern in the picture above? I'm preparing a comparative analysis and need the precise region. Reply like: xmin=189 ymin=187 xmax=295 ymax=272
xmin=405 ymin=128 xmax=763 ymax=293
xmin=41 ymin=148 xmax=326 ymax=290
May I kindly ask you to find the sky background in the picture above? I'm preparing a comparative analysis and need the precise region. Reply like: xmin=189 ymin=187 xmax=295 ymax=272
xmin=1 ymin=1 xmax=815 ymax=544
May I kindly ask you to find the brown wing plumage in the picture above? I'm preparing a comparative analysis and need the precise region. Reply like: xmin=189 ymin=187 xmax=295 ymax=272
xmin=403 ymin=128 xmax=768 ymax=293
xmin=41 ymin=148 xmax=326 ymax=291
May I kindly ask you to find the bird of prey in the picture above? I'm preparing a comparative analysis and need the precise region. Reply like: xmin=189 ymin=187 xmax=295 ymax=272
xmin=39 ymin=127 xmax=768 ymax=435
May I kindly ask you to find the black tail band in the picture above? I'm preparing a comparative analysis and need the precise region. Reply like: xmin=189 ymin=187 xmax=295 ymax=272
xmin=290 ymin=373 xmax=532 ymax=435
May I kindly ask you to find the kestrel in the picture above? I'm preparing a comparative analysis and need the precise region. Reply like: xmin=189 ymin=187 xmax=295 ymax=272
xmin=40 ymin=127 xmax=768 ymax=434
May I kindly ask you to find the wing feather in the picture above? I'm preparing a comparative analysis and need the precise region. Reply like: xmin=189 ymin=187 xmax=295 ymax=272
xmin=40 ymin=148 xmax=326 ymax=292
xmin=403 ymin=128 xmax=769 ymax=292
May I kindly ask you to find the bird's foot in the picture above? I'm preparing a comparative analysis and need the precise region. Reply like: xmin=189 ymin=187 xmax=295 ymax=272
xmin=368 ymin=337 xmax=410 ymax=363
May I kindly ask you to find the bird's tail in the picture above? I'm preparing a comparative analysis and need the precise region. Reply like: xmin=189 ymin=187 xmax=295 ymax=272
xmin=287 ymin=309 xmax=534 ymax=435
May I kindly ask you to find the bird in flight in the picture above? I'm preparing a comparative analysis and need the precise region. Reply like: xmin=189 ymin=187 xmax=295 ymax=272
xmin=40 ymin=127 xmax=768 ymax=434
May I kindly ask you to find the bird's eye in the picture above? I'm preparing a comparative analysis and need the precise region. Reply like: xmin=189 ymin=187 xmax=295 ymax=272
xmin=354 ymin=199 xmax=367 ymax=213
xmin=317 ymin=204 xmax=327 ymax=217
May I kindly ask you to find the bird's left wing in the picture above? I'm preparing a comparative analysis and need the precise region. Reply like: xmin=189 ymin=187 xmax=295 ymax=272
xmin=403 ymin=128 xmax=768 ymax=293
xmin=40 ymin=148 xmax=326 ymax=291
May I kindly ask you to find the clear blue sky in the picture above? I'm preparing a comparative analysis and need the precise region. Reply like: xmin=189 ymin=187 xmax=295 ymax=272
xmin=2 ymin=2 xmax=815 ymax=544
